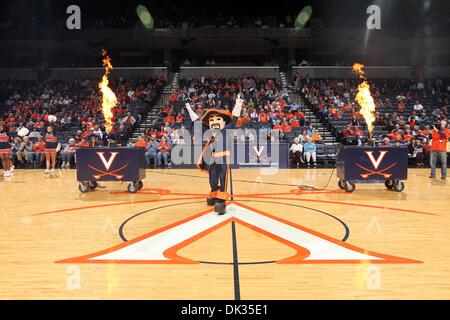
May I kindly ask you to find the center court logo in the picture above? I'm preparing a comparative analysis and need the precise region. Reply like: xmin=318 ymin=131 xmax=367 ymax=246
xmin=56 ymin=202 xmax=420 ymax=265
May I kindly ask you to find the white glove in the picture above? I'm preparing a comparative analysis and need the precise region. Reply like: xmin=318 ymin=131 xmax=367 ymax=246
xmin=232 ymin=93 xmax=244 ymax=117
xmin=185 ymin=102 xmax=199 ymax=122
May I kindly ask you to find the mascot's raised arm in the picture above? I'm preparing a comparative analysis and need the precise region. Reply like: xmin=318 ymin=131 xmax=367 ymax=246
xmin=184 ymin=94 xmax=244 ymax=214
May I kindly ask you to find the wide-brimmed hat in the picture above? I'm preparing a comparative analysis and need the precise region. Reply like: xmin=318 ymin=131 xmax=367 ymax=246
xmin=199 ymin=108 xmax=233 ymax=127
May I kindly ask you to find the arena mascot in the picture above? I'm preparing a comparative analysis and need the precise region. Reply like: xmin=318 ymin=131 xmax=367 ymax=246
xmin=185 ymin=94 xmax=244 ymax=215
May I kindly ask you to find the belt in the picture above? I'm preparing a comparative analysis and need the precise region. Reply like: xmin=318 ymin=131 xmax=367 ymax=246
xmin=211 ymin=151 xmax=230 ymax=157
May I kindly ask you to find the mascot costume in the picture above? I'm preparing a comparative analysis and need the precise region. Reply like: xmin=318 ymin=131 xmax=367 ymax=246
xmin=185 ymin=94 xmax=244 ymax=215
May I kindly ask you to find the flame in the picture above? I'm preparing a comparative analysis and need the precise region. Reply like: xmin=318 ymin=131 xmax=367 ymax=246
xmin=99 ymin=49 xmax=116 ymax=133
xmin=352 ymin=63 xmax=376 ymax=133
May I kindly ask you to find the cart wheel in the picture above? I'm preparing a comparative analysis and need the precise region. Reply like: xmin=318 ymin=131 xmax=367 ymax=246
xmin=344 ymin=181 xmax=356 ymax=193
xmin=384 ymin=180 xmax=394 ymax=189
xmin=79 ymin=182 xmax=90 ymax=193
xmin=88 ymin=181 xmax=98 ymax=190
xmin=127 ymin=182 xmax=138 ymax=193
xmin=138 ymin=180 xmax=143 ymax=190
xmin=338 ymin=179 xmax=346 ymax=189
xmin=392 ymin=181 xmax=405 ymax=192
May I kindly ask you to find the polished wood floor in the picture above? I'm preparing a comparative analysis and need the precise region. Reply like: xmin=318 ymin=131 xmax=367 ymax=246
xmin=0 ymin=168 xmax=449 ymax=299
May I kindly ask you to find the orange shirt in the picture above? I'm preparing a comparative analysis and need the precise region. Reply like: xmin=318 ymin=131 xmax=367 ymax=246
xmin=341 ymin=104 xmax=350 ymax=111
xmin=312 ymin=133 xmax=322 ymax=142
xmin=290 ymin=119 xmax=300 ymax=128
xmin=259 ymin=113 xmax=268 ymax=123
xmin=33 ymin=141 xmax=45 ymax=152
xmin=176 ymin=115 xmax=184 ymax=123
xmin=295 ymin=111 xmax=304 ymax=118
xmin=134 ymin=140 xmax=147 ymax=148
xmin=403 ymin=134 xmax=413 ymax=141
xmin=281 ymin=124 xmax=292 ymax=133
xmin=77 ymin=140 xmax=89 ymax=148
xmin=158 ymin=141 xmax=170 ymax=153
xmin=164 ymin=115 xmax=175 ymax=123
xmin=272 ymin=124 xmax=282 ymax=131
xmin=430 ymin=130 xmax=449 ymax=152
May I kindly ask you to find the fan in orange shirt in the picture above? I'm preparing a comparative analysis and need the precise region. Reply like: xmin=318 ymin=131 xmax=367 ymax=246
xmin=134 ymin=135 xmax=148 ymax=149
xmin=428 ymin=121 xmax=448 ymax=179
xmin=259 ymin=112 xmax=269 ymax=123
xmin=175 ymin=113 xmax=184 ymax=123
xmin=311 ymin=132 xmax=322 ymax=142
xmin=281 ymin=121 xmax=292 ymax=133
xmin=272 ymin=120 xmax=282 ymax=132
xmin=164 ymin=113 xmax=175 ymax=124
xmin=289 ymin=116 xmax=300 ymax=128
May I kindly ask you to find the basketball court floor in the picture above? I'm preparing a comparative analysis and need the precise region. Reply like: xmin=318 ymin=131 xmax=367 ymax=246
xmin=0 ymin=168 xmax=449 ymax=299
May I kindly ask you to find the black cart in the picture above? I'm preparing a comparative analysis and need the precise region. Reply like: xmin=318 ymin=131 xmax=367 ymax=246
xmin=336 ymin=145 xmax=408 ymax=192
xmin=76 ymin=147 xmax=146 ymax=193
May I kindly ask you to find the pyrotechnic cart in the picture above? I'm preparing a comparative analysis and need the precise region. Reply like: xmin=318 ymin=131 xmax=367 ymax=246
xmin=76 ymin=147 xmax=146 ymax=193
xmin=336 ymin=145 xmax=408 ymax=193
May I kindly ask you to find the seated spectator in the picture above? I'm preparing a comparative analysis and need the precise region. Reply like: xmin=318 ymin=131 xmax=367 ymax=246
xmin=413 ymin=100 xmax=424 ymax=112
xmin=403 ymin=130 xmax=413 ymax=142
xmin=381 ymin=137 xmax=391 ymax=146
xmin=61 ymin=139 xmax=77 ymax=168
xmin=29 ymin=128 xmax=40 ymax=138
xmin=164 ymin=113 xmax=175 ymax=124
xmin=17 ymin=136 xmax=34 ymax=167
xmin=289 ymin=137 xmax=304 ymax=167
xmin=303 ymin=137 xmax=317 ymax=167
xmin=145 ymin=135 xmax=159 ymax=167
xmin=289 ymin=116 xmax=300 ymax=128
xmin=366 ymin=133 xmax=376 ymax=147
xmin=175 ymin=113 xmax=184 ymax=123
xmin=342 ymin=124 xmax=354 ymax=138
xmin=311 ymin=131 xmax=322 ymax=142
xmin=31 ymin=136 xmax=45 ymax=168
xmin=306 ymin=124 xmax=316 ymax=137
xmin=409 ymin=138 xmax=425 ymax=167
xmin=353 ymin=133 xmax=364 ymax=146
xmin=91 ymin=124 xmax=103 ymax=140
xmin=386 ymin=129 xmax=403 ymax=141
xmin=77 ymin=136 xmax=90 ymax=148
xmin=134 ymin=134 xmax=147 ymax=149
xmin=113 ymin=124 xmax=128 ymax=146
xmin=10 ymin=137 xmax=22 ymax=166
xmin=157 ymin=135 xmax=171 ymax=168
xmin=121 ymin=112 xmax=136 ymax=126
xmin=281 ymin=120 xmax=292 ymax=133
xmin=353 ymin=126 xmax=364 ymax=137
xmin=88 ymin=135 xmax=103 ymax=147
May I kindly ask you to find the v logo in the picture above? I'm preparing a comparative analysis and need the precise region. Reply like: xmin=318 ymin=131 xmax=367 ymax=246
xmin=56 ymin=202 xmax=420 ymax=265
xmin=365 ymin=151 xmax=388 ymax=170
xmin=96 ymin=152 xmax=119 ymax=171
xmin=253 ymin=146 xmax=265 ymax=158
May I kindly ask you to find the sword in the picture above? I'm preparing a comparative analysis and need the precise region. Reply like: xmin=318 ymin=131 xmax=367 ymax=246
xmin=88 ymin=164 xmax=128 ymax=180
xmin=355 ymin=162 xmax=397 ymax=179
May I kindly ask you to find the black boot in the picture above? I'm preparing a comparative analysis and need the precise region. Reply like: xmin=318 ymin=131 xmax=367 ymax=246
xmin=215 ymin=201 xmax=226 ymax=215
xmin=206 ymin=197 xmax=216 ymax=206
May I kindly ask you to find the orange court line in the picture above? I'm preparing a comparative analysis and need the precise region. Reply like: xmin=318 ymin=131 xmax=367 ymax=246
xmin=32 ymin=196 xmax=206 ymax=216
xmin=233 ymin=195 xmax=440 ymax=216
